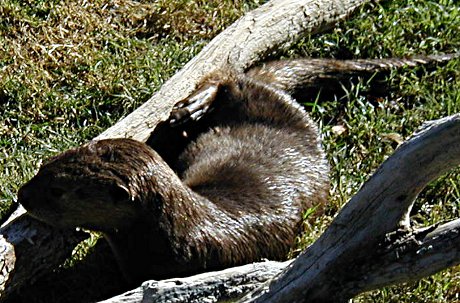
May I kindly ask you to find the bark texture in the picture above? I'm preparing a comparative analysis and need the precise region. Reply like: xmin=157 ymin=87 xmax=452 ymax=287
xmin=0 ymin=207 xmax=86 ymax=301
xmin=99 ymin=261 xmax=292 ymax=303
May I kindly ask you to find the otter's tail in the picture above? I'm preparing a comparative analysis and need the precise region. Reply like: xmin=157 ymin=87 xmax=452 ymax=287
xmin=246 ymin=53 xmax=458 ymax=98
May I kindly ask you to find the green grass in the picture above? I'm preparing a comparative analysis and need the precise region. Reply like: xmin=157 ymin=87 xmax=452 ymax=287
xmin=0 ymin=0 xmax=259 ymax=217
xmin=1 ymin=0 xmax=459 ymax=302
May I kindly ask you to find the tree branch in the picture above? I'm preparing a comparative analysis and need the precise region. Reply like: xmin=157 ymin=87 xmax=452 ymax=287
xmin=359 ymin=218 xmax=460 ymax=292
xmin=99 ymin=261 xmax=292 ymax=303
xmin=0 ymin=206 xmax=86 ymax=301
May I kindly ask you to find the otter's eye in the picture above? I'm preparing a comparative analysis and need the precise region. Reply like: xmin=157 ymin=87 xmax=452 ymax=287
xmin=110 ymin=185 xmax=131 ymax=204
xmin=49 ymin=187 xmax=65 ymax=199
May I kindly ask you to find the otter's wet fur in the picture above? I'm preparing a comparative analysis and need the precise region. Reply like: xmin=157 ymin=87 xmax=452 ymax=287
xmin=19 ymin=70 xmax=329 ymax=284
xmin=18 ymin=53 xmax=457 ymax=283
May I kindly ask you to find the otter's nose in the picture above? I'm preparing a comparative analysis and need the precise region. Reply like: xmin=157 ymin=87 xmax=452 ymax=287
xmin=17 ymin=184 xmax=32 ymax=208
xmin=17 ymin=177 xmax=46 ymax=209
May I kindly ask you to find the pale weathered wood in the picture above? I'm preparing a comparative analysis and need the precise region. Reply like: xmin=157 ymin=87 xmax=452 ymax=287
xmin=0 ymin=0 xmax=374 ymax=299
xmin=96 ymin=0 xmax=372 ymax=142
xmin=99 ymin=260 xmax=292 ymax=303
xmin=0 ymin=206 xmax=86 ymax=301
xmin=97 ymin=114 xmax=460 ymax=303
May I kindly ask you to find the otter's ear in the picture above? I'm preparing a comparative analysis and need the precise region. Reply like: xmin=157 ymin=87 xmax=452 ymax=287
xmin=110 ymin=184 xmax=132 ymax=203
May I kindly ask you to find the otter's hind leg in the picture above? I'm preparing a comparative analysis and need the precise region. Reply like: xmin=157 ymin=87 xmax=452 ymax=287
xmin=149 ymin=70 xmax=316 ymax=168
xmin=168 ymin=70 xmax=315 ymax=132
xmin=148 ymin=72 xmax=235 ymax=166
xmin=169 ymin=77 xmax=223 ymax=125
xmin=147 ymin=73 xmax=231 ymax=167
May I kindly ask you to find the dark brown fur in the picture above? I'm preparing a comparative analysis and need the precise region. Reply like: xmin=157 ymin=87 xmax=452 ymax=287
xmin=19 ymin=69 xmax=329 ymax=284
xmin=17 ymin=53 xmax=458 ymax=286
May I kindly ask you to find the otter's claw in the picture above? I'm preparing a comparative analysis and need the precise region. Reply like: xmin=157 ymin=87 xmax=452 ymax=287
xmin=169 ymin=83 xmax=220 ymax=125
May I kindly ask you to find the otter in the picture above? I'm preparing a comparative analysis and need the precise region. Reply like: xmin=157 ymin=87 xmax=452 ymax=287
xmin=19 ymin=69 xmax=329 ymax=284
xmin=17 ymin=54 xmax=454 ymax=284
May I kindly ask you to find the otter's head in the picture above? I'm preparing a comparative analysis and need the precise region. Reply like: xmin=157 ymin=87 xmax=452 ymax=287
xmin=18 ymin=139 xmax=166 ymax=231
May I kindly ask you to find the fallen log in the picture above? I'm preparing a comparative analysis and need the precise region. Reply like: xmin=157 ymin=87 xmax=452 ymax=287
xmin=0 ymin=207 xmax=86 ymax=301
xmin=100 ymin=260 xmax=292 ymax=303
